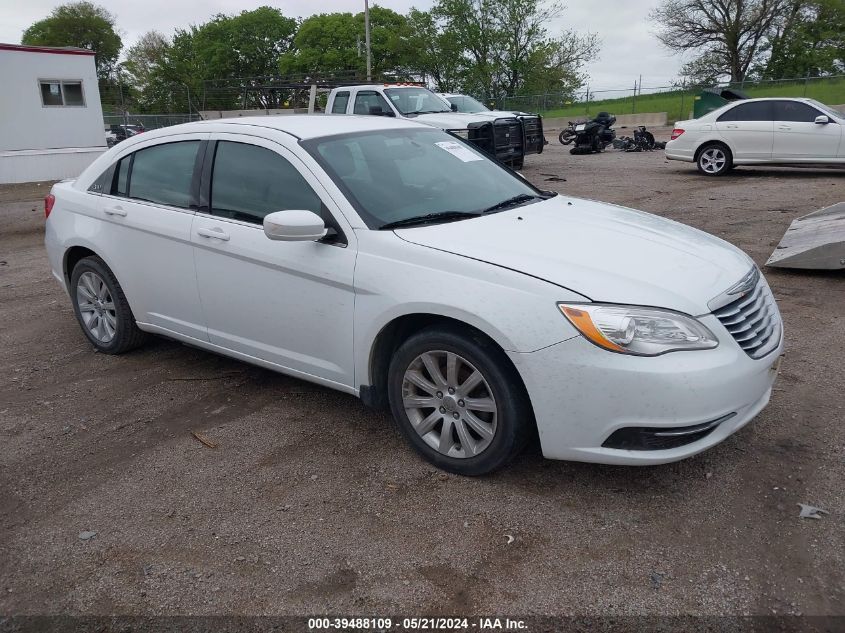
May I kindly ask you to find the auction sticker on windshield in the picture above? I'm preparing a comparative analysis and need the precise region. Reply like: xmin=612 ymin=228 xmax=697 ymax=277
xmin=435 ymin=141 xmax=484 ymax=162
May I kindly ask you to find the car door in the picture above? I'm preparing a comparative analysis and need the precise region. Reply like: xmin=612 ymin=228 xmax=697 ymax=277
xmin=715 ymin=101 xmax=774 ymax=160
xmin=190 ymin=134 xmax=357 ymax=389
xmin=92 ymin=134 xmax=209 ymax=341
xmin=771 ymin=100 xmax=842 ymax=159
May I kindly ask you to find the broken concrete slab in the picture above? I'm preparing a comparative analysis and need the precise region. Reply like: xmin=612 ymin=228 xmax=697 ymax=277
xmin=767 ymin=202 xmax=845 ymax=270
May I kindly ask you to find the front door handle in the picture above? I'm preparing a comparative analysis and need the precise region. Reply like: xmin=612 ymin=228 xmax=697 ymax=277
xmin=103 ymin=205 xmax=127 ymax=217
xmin=197 ymin=227 xmax=230 ymax=241
xmin=778 ymin=125 xmax=791 ymax=131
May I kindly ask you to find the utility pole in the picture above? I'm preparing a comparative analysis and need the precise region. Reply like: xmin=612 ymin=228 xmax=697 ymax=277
xmin=364 ymin=0 xmax=372 ymax=82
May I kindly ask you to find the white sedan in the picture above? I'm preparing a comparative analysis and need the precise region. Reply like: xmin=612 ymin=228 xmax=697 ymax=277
xmin=45 ymin=115 xmax=783 ymax=474
xmin=666 ymin=97 xmax=844 ymax=175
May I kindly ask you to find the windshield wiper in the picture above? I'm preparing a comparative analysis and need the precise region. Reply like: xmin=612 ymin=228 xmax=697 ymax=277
xmin=405 ymin=109 xmax=450 ymax=115
xmin=480 ymin=193 xmax=544 ymax=214
xmin=379 ymin=211 xmax=481 ymax=230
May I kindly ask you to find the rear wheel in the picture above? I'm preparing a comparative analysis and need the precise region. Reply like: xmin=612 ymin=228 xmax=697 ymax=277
xmin=697 ymin=143 xmax=732 ymax=176
xmin=70 ymin=256 xmax=147 ymax=354
xmin=387 ymin=327 xmax=531 ymax=475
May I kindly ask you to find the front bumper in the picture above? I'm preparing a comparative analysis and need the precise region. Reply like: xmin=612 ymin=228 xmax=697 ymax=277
xmin=508 ymin=315 xmax=784 ymax=465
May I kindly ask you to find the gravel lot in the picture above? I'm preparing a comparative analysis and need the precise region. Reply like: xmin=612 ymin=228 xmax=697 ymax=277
xmin=1 ymin=130 xmax=843 ymax=621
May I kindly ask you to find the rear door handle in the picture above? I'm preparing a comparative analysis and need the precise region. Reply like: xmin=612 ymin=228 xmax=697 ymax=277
xmin=103 ymin=205 xmax=127 ymax=217
xmin=197 ymin=227 xmax=230 ymax=241
xmin=778 ymin=126 xmax=791 ymax=130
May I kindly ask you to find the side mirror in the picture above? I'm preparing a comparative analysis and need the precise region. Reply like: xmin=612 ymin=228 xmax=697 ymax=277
xmin=450 ymin=103 xmax=458 ymax=112
xmin=263 ymin=210 xmax=327 ymax=242
xmin=815 ymin=115 xmax=830 ymax=124
xmin=368 ymin=105 xmax=395 ymax=117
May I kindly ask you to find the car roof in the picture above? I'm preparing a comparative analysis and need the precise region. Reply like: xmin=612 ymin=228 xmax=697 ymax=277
xmin=139 ymin=114 xmax=429 ymax=141
xmin=726 ymin=97 xmax=817 ymax=104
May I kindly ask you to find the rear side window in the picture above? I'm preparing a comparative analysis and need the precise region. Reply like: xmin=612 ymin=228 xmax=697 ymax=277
xmin=353 ymin=91 xmax=391 ymax=115
xmin=127 ymin=141 xmax=200 ymax=208
xmin=113 ymin=157 xmax=130 ymax=196
xmin=209 ymin=141 xmax=322 ymax=224
xmin=773 ymin=101 xmax=822 ymax=123
xmin=332 ymin=91 xmax=350 ymax=114
xmin=717 ymin=102 xmax=772 ymax=122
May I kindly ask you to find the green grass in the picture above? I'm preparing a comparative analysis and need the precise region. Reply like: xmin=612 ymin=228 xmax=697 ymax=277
xmin=525 ymin=76 xmax=845 ymax=123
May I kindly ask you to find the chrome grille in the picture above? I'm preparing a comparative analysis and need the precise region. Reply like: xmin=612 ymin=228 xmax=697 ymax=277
xmin=711 ymin=271 xmax=781 ymax=359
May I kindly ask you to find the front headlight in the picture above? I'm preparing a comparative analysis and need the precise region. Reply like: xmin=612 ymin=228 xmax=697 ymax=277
xmin=449 ymin=129 xmax=469 ymax=139
xmin=558 ymin=303 xmax=718 ymax=356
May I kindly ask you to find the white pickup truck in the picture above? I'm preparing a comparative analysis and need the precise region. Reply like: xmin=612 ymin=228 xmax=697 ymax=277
xmin=326 ymin=84 xmax=530 ymax=168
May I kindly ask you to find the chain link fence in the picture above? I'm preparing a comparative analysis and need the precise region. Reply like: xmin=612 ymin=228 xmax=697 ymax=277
xmin=501 ymin=74 xmax=845 ymax=121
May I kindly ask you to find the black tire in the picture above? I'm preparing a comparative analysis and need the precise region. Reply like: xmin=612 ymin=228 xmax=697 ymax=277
xmin=558 ymin=130 xmax=574 ymax=145
xmin=70 ymin=255 xmax=147 ymax=354
xmin=511 ymin=157 xmax=524 ymax=170
xmin=696 ymin=143 xmax=733 ymax=176
xmin=387 ymin=326 xmax=532 ymax=475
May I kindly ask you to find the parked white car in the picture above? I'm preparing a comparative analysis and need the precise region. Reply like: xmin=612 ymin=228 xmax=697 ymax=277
xmin=45 ymin=115 xmax=783 ymax=474
xmin=666 ymin=97 xmax=845 ymax=175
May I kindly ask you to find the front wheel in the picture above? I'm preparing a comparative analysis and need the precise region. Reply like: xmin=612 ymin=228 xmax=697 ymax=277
xmin=387 ymin=327 xmax=531 ymax=475
xmin=559 ymin=130 xmax=574 ymax=145
xmin=697 ymin=144 xmax=733 ymax=176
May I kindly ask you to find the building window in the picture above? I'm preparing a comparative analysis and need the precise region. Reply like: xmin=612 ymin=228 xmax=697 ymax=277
xmin=39 ymin=80 xmax=85 ymax=107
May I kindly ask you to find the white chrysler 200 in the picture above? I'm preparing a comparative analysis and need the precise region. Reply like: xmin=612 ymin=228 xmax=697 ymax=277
xmin=44 ymin=116 xmax=784 ymax=475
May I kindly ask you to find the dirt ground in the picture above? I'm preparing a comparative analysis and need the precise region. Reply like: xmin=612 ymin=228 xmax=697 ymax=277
xmin=1 ymin=130 xmax=843 ymax=622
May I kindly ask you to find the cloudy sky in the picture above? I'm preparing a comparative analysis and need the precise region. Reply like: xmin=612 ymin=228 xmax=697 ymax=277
xmin=0 ymin=0 xmax=687 ymax=91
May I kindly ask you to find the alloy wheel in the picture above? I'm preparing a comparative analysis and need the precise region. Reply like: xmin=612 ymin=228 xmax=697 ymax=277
xmin=700 ymin=148 xmax=727 ymax=174
xmin=401 ymin=350 xmax=498 ymax=458
xmin=76 ymin=271 xmax=117 ymax=343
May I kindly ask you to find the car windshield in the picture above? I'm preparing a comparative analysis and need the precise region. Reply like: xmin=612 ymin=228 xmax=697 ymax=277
xmin=447 ymin=95 xmax=490 ymax=113
xmin=807 ymin=99 xmax=843 ymax=119
xmin=385 ymin=88 xmax=452 ymax=115
xmin=302 ymin=128 xmax=543 ymax=229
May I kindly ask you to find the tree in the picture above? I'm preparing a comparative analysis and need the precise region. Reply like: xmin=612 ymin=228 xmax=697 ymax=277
xmin=21 ymin=1 xmax=122 ymax=78
xmin=424 ymin=0 xmax=598 ymax=100
xmin=278 ymin=8 xmax=414 ymax=79
xmin=761 ymin=0 xmax=845 ymax=78
xmin=405 ymin=9 xmax=465 ymax=91
xmin=123 ymin=31 xmax=184 ymax=113
xmin=650 ymin=0 xmax=788 ymax=83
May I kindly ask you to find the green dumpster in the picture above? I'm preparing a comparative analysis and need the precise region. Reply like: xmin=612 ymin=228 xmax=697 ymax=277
xmin=693 ymin=88 xmax=749 ymax=118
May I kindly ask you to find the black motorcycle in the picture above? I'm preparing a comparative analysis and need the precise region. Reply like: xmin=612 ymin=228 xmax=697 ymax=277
xmin=558 ymin=121 xmax=582 ymax=145
xmin=569 ymin=112 xmax=616 ymax=155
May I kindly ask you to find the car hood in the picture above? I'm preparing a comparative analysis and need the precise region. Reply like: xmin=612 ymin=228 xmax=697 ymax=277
xmin=394 ymin=196 xmax=754 ymax=315
xmin=413 ymin=112 xmax=504 ymax=128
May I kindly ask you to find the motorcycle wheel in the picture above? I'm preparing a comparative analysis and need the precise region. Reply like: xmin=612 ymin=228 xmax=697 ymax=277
xmin=559 ymin=130 xmax=574 ymax=145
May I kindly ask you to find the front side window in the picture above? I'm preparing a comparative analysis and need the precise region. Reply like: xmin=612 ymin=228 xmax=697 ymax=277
xmin=448 ymin=95 xmax=489 ymax=113
xmin=39 ymin=80 xmax=85 ymax=107
xmin=773 ymin=100 xmax=823 ymax=123
xmin=332 ymin=91 xmax=350 ymax=114
xmin=385 ymin=88 xmax=451 ymax=115
xmin=128 ymin=141 xmax=200 ymax=208
xmin=717 ymin=102 xmax=772 ymax=122
xmin=353 ymin=91 xmax=392 ymax=116
xmin=209 ymin=141 xmax=321 ymax=224
xmin=304 ymin=128 xmax=540 ymax=229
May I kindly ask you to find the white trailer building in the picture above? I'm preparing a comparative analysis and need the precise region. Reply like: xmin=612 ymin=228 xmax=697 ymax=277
xmin=0 ymin=43 xmax=107 ymax=184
